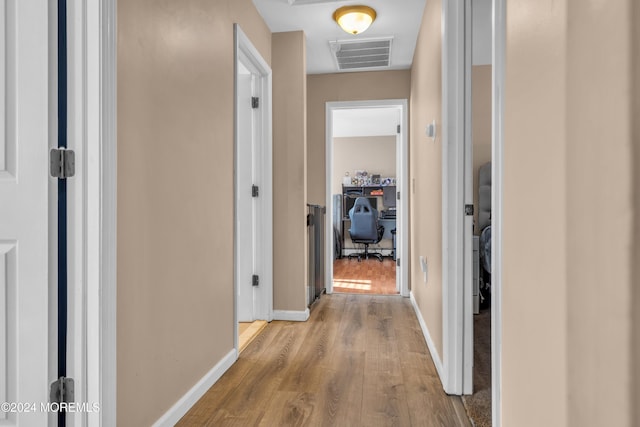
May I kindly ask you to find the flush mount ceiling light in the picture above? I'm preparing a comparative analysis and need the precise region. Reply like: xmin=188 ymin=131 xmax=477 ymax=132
xmin=333 ymin=5 xmax=377 ymax=35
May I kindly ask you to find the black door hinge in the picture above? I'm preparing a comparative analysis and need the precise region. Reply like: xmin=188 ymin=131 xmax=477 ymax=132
xmin=252 ymin=185 xmax=259 ymax=197
xmin=465 ymin=204 xmax=474 ymax=216
xmin=396 ymin=258 xmax=400 ymax=267
xmin=252 ymin=274 xmax=260 ymax=287
xmin=251 ymin=97 xmax=259 ymax=109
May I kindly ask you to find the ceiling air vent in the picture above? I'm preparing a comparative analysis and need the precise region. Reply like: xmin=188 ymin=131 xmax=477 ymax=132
xmin=329 ymin=37 xmax=393 ymax=71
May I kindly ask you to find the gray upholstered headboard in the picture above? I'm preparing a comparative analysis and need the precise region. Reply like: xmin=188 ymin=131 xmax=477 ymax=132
xmin=478 ymin=162 xmax=492 ymax=232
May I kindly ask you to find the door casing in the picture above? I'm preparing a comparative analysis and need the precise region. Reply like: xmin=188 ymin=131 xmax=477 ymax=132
xmin=491 ymin=0 xmax=506 ymax=424
xmin=325 ymin=99 xmax=409 ymax=298
xmin=233 ymin=24 xmax=274 ymax=352
xmin=65 ymin=0 xmax=118 ymax=424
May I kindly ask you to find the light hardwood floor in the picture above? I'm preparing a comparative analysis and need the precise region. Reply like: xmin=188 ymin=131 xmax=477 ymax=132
xmin=178 ymin=294 xmax=471 ymax=426
xmin=333 ymin=258 xmax=398 ymax=295
xmin=239 ymin=320 xmax=268 ymax=353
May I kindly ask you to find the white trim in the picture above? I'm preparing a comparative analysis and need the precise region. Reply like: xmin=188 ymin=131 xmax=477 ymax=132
xmin=273 ymin=309 xmax=310 ymax=322
xmin=410 ymin=292 xmax=445 ymax=380
xmin=462 ymin=0 xmax=474 ymax=397
xmin=324 ymin=99 xmax=409 ymax=298
xmin=441 ymin=0 xmax=467 ymax=395
xmin=234 ymin=24 xmax=274 ymax=354
xmin=491 ymin=0 xmax=505 ymax=424
xmin=68 ymin=0 xmax=90 ymax=424
xmin=397 ymin=100 xmax=409 ymax=298
xmin=97 ymin=0 xmax=118 ymax=424
xmin=69 ymin=0 xmax=117 ymax=424
xmin=99 ymin=0 xmax=118 ymax=422
xmin=152 ymin=349 xmax=238 ymax=427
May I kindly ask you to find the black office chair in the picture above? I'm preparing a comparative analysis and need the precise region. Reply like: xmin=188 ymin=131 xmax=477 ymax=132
xmin=348 ymin=197 xmax=384 ymax=262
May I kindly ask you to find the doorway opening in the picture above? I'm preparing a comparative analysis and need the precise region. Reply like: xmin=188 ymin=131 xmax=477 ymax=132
xmin=325 ymin=100 xmax=409 ymax=297
xmin=234 ymin=24 xmax=273 ymax=354
xmin=440 ymin=0 xmax=500 ymax=425
xmin=439 ymin=0 xmax=495 ymax=424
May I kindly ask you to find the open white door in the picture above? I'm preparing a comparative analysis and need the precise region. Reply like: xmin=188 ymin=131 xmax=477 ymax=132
xmin=0 ymin=1 xmax=50 ymax=425
xmin=395 ymin=106 xmax=409 ymax=297
xmin=462 ymin=0 xmax=474 ymax=395
xmin=234 ymin=24 xmax=273 ymax=334
xmin=236 ymin=66 xmax=257 ymax=322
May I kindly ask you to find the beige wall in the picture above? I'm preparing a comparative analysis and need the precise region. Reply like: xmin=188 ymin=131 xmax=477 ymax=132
xmin=307 ymin=70 xmax=411 ymax=206
xmin=332 ymin=136 xmax=396 ymax=196
xmin=503 ymin=0 xmax=637 ymax=425
xmin=409 ymin=0 xmax=443 ymax=356
xmin=503 ymin=2 xmax=568 ymax=423
xmin=272 ymin=31 xmax=308 ymax=311
xmin=117 ymin=1 xmax=271 ymax=425
xmin=564 ymin=1 xmax=634 ymax=425
xmin=472 ymin=65 xmax=492 ymax=234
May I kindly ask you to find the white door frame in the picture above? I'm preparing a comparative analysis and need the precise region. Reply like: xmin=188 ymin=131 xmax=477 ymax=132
xmin=441 ymin=0 xmax=473 ymax=396
xmin=491 ymin=0 xmax=505 ymax=424
xmin=442 ymin=0 xmax=505 ymax=420
xmin=461 ymin=0 xmax=474 ymax=396
xmin=233 ymin=24 xmax=274 ymax=351
xmin=324 ymin=99 xmax=409 ymax=298
xmin=68 ymin=0 xmax=118 ymax=424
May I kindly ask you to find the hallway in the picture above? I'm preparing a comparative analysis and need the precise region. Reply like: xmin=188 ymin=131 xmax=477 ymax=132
xmin=178 ymin=294 xmax=470 ymax=426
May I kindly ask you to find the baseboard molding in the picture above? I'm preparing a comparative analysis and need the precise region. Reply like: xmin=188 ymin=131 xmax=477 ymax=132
xmin=152 ymin=349 xmax=237 ymax=427
xmin=272 ymin=308 xmax=310 ymax=321
xmin=410 ymin=291 xmax=446 ymax=383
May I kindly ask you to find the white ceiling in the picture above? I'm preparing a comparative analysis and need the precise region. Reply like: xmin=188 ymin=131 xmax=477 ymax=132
xmin=253 ymin=0 xmax=427 ymax=74
xmin=332 ymin=108 xmax=400 ymax=138
xmin=252 ymin=0 xmax=492 ymax=137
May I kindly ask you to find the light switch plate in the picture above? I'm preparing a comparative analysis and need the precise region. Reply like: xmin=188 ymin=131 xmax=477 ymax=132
xmin=419 ymin=256 xmax=428 ymax=283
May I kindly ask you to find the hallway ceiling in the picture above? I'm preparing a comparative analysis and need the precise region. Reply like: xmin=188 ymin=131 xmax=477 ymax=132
xmin=333 ymin=108 xmax=400 ymax=137
xmin=253 ymin=0 xmax=427 ymax=74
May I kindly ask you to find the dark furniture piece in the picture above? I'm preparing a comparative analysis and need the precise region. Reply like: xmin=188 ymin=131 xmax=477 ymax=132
xmin=340 ymin=185 xmax=396 ymax=258
xmin=307 ymin=204 xmax=325 ymax=305
xmin=348 ymin=197 xmax=384 ymax=262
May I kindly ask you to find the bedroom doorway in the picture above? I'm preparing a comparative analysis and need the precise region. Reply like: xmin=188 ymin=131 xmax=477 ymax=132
xmin=234 ymin=24 xmax=274 ymax=353
xmin=459 ymin=0 xmax=494 ymax=424
xmin=325 ymin=100 xmax=409 ymax=297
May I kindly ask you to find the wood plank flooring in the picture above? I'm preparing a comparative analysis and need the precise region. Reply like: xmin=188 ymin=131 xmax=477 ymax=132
xmin=178 ymin=294 xmax=471 ymax=427
xmin=333 ymin=258 xmax=398 ymax=295
xmin=239 ymin=321 xmax=268 ymax=353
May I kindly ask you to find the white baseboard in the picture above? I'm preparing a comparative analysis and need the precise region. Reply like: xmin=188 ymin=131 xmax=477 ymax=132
xmin=410 ymin=291 xmax=446 ymax=382
xmin=272 ymin=308 xmax=310 ymax=321
xmin=152 ymin=349 xmax=237 ymax=427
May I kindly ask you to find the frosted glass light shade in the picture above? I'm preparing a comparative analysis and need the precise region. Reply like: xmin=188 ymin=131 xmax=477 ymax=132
xmin=333 ymin=6 xmax=377 ymax=35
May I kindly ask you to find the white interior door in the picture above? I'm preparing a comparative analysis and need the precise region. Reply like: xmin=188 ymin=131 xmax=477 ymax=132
xmin=234 ymin=25 xmax=273 ymax=330
xmin=394 ymin=104 xmax=409 ymax=297
xmin=462 ymin=0 xmax=474 ymax=395
xmin=236 ymin=66 xmax=257 ymax=323
xmin=395 ymin=119 xmax=402 ymax=291
xmin=0 ymin=0 xmax=50 ymax=425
